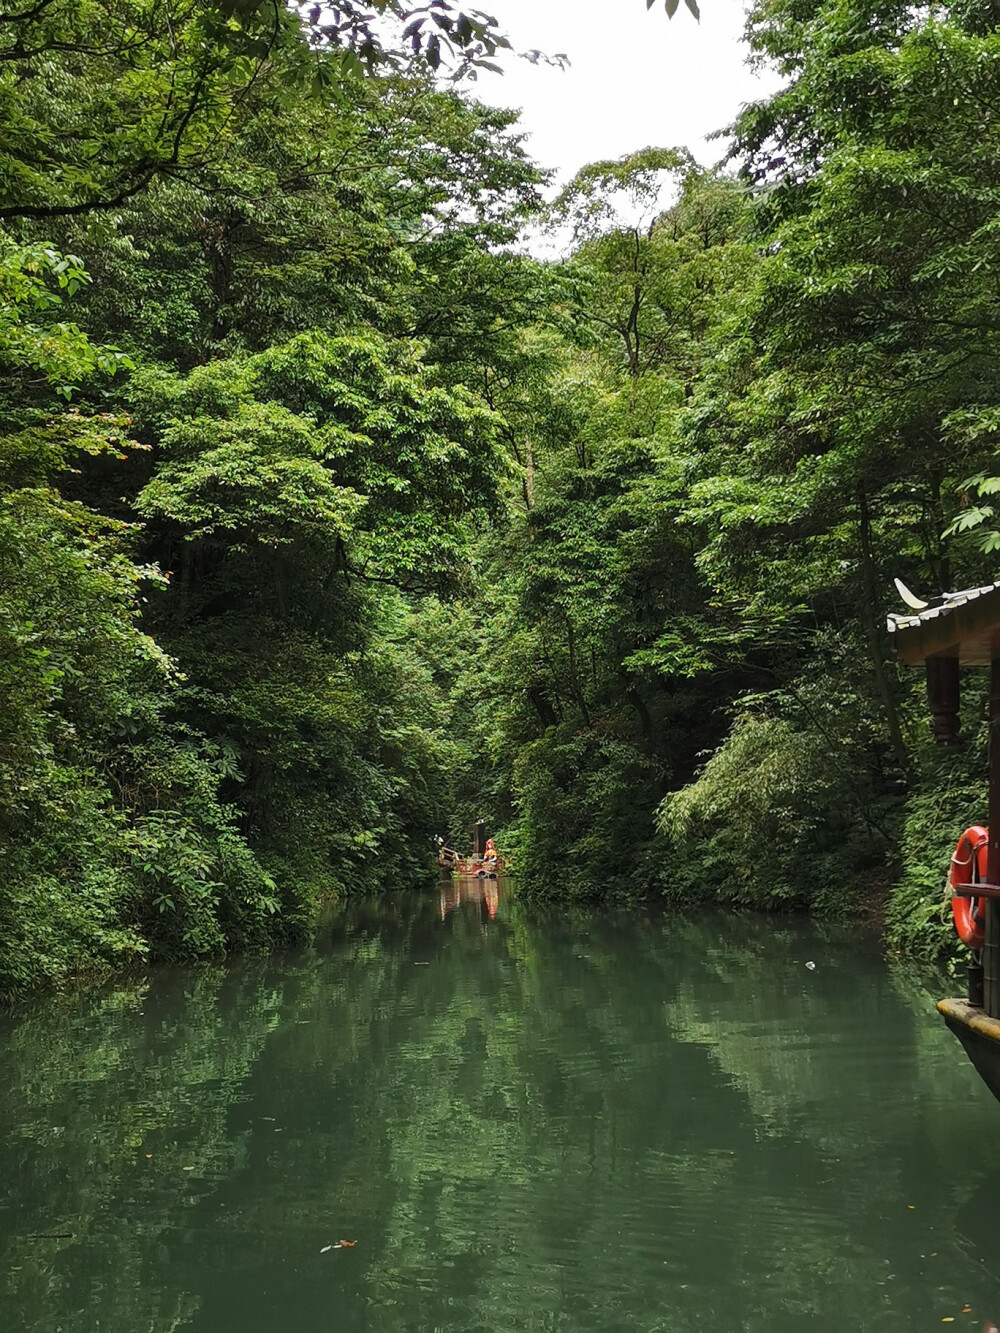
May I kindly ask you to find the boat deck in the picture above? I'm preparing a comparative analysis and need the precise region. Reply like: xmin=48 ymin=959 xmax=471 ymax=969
xmin=938 ymin=997 xmax=1000 ymax=1100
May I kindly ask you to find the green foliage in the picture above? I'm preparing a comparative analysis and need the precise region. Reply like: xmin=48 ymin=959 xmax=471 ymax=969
xmin=944 ymin=471 xmax=1000 ymax=555
xmin=117 ymin=330 xmax=504 ymax=907
xmin=0 ymin=476 xmax=278 ymax=995
xmin=884 ymin=741 xmax=988 ymax=967
xmin=658 ymin=703 xmax=888 ymax=914
xmin=443 ymin=2 xmax=1000 ymax=960
xmin=0 ymin=8 xmax=541 ymax=996
xmin=8 ymin=0 xmax=1000 ymax=999
xmin=0 ymin=0 xmax=529 ymax=227
xmin=512 ymin=730 xmax=661 ymax=899
xmin=551 ymin=147 xmax=692 ymax=240
xmin=42 ymin=80 xmax=545 ymax=370
xmin=0 ymin=241 xmax=133 ymax=398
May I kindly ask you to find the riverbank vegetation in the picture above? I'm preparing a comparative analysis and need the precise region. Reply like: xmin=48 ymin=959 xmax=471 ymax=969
xmin=2 ymin=0 xmax=999 ymax=995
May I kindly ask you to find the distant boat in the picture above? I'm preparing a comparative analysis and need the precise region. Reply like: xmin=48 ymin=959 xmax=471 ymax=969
xmin=436 ymin=823 xmax=504 ymax=879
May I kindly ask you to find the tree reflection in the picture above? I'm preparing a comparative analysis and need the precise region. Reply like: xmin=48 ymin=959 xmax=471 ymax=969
xmin=1 ymin=896 xmax=998 ymax=1331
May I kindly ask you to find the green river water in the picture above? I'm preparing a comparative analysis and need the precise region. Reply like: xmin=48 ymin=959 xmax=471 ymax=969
xmin=2 ymin=882 xmax=999 ymax=1332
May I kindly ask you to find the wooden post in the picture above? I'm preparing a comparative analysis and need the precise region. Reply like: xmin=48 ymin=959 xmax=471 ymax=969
xmin=926 ymin=656 xmax=960 ymax=746
xmin=986 ymin=660 xmax=1000 ymax=1016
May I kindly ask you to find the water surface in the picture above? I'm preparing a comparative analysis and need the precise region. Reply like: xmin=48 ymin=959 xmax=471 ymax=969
xmin=1 ymin=883 xmax=998 ymax=1331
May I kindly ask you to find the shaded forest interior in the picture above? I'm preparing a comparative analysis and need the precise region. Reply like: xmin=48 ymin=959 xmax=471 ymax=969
xmin=2 ymin=0 xmax=999 ymax=995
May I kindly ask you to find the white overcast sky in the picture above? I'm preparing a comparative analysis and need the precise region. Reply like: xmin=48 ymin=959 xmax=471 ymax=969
xmin=472 ymin=0 xmax=782 ymax=183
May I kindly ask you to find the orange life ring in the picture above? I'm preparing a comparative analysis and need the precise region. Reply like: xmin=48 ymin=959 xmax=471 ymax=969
xmin=950 ymin=825 xmax=989 ymax=950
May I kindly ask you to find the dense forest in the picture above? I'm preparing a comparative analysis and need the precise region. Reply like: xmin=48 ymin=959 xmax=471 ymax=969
xmin=3 ymin=0 xmax=1000 ymax=997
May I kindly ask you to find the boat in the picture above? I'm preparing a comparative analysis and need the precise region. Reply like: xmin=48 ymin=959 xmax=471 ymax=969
xmin=889 ymin=579 xmax=1000 ymax=1101
xmin=436 ymin=820 xmax=504 ymax=879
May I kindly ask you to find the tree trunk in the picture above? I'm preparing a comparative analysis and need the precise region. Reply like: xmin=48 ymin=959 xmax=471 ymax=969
xmin=858 ymin=490 xmax=909 ymax=771
xmin=202 ymin=210 xmax=238 ymax=354
xmin=524 ymin=439 xmax=535 ymax=511
xmin=566 ymin=616 xmax=591 ymax=726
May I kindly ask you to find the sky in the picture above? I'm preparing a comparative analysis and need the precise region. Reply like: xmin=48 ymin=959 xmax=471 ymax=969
xmin=472 ymin=0 xmax=782 ymax=185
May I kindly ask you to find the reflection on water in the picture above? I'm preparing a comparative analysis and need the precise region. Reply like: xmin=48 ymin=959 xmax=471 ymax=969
xmin=1 ymin=890 xmax=999 ymax=1332
xmin=438 ymin=873 xmax=499 ymax=921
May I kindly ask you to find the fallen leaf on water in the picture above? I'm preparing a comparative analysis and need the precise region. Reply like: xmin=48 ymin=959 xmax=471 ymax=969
xmin=961 ymin=1306 xmax=971 ymax=1314
xmin=338 ymin=1240 xmax=357 ymax=1248
xmin=942 ymin=1318 xmax=954 ymax=1324
xmin=907 ymin=1205 xmax=916 ymax=1210
xmin=144 ymin=1154 xmax=153 ymax=1159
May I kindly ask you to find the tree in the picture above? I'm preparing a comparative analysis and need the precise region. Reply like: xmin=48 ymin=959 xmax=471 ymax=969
xmin=42 ymin=78 xmax=544 ymax=369
xmin=0 ymin=0 xmax=522 ymax=224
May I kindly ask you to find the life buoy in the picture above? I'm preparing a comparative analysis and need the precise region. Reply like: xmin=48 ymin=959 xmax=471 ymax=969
xmin=951 ymin=825 xmax=990 ymax=950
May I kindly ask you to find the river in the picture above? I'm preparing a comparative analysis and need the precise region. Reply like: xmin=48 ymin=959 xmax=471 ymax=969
xmin=1 ymin=882 xmax=998 ymax=1331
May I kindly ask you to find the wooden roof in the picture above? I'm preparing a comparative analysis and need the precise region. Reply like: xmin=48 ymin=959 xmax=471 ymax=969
xmin=889 ymin=581 xmax=1000 ymax=666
